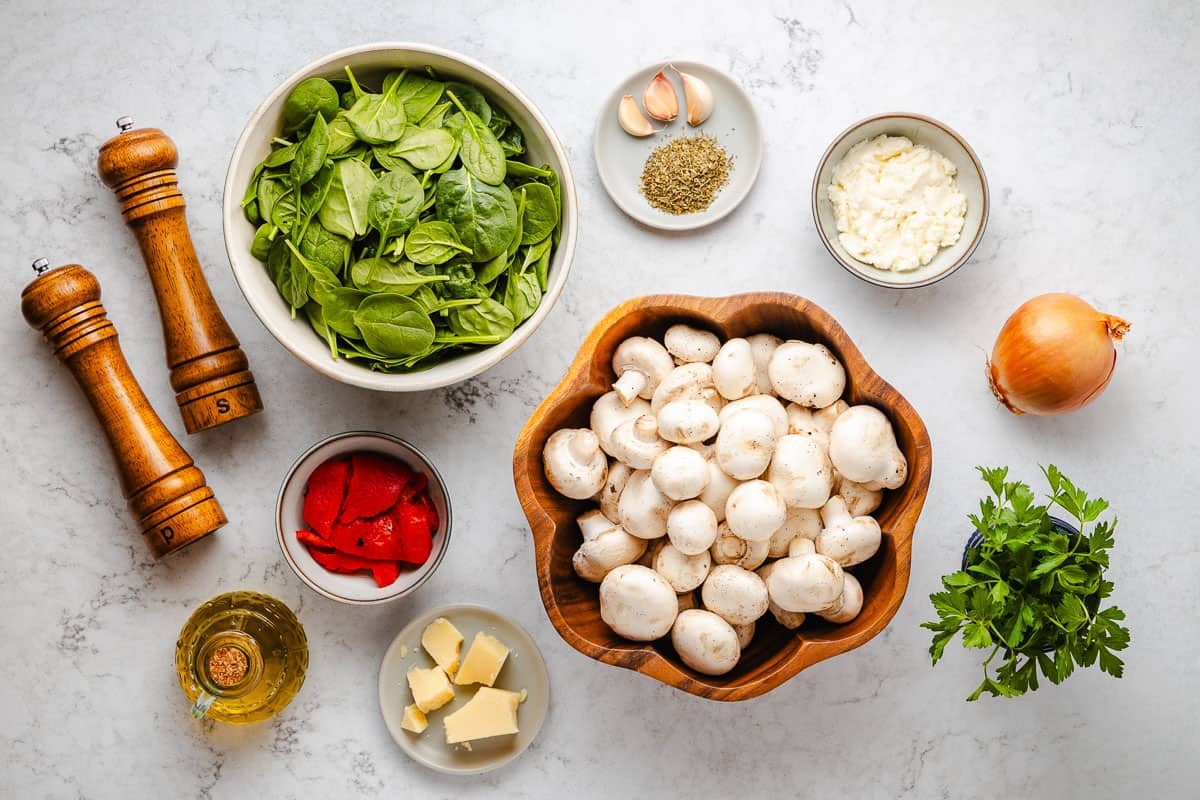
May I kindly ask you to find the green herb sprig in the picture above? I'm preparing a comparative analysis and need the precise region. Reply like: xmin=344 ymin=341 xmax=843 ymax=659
xmin=922 ymin=466 xmax=1130 ymax=701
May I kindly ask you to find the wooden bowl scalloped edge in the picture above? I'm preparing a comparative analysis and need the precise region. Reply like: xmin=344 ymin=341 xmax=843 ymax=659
xmin=512 ymin=293 xmax=932 ymax=701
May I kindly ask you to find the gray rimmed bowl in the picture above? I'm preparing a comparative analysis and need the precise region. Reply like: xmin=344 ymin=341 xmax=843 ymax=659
xmin=223 ymin=42 xmax=578 ymax=392
xmin=811 ymin=112 xmax=989 ymax=289
xmin=276 ymin=431 xmax=452 ymax=605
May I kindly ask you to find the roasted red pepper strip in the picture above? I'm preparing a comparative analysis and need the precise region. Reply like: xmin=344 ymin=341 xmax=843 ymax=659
xmin=304 ymin=543 xmax=401 ymax=588
xmin=338 ymin=453 xmax=413 ymax=523
xmin=391 ymin=501 xmax=435 ymax=565
xmin=302 ymin=457 xmax=350 ymax=539
xmin=295 ymin=528 xmax=332 ymax=550
xmin=329 ymin=515 xmax=406 ymax=561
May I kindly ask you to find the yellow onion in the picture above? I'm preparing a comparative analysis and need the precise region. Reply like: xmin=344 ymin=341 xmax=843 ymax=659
xmin=988 ymin=293 xmax=1130 ymax=415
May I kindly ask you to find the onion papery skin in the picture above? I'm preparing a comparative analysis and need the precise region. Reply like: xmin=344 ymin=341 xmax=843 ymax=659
xmin=988 ymin=293 xmax=1130 ymax=416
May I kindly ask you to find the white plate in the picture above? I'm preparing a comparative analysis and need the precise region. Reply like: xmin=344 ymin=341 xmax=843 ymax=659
xmin=594 ymin=61 xmax=762 ymax=231
xmin=378 ymin=605 xmax=550 ymax=774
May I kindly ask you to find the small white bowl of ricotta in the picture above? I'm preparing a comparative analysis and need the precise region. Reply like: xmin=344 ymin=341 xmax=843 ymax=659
xmin=811 ymin=113 xmax=988 ymax=288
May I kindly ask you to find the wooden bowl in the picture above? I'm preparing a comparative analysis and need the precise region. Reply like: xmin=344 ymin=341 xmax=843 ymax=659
xmin=512 ymin=294 xmax=932 ymax=701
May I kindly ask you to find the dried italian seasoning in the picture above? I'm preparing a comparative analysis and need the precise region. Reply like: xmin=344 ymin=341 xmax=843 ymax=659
xmin=639 ymin=134 xmax=733 ymax=214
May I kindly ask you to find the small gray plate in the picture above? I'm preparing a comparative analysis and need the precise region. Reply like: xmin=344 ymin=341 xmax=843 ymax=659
xmin=594 ymin=61 xmax=763 ymax=231
xmin=378 ymin=604 xmax=550 ymax=774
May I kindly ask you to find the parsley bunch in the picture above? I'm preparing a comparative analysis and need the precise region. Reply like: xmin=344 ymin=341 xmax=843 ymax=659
xmin=923 ymin=466 xmax=1130 ymax=701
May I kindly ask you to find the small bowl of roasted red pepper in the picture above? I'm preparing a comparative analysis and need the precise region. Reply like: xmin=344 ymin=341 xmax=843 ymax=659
xmin=276 ymin=431 xmax=452 ymax=604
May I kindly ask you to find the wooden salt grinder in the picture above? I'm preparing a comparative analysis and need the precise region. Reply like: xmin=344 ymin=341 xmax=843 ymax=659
xmin=21 ymin=260 xmax=226 ymax=558
xmin=98 ymin=117 xmax=263 ymax=434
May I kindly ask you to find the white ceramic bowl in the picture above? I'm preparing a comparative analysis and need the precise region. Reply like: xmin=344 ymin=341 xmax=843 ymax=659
xmin=379 ymin=604 xmax=550 ymax=774
xmin=811 ymin=112 xmax=989 ymax=289
xmin=222 ymin=43 xmax=578 ymax=391
xmin=276 ymin=431 xmax=451 ymax=604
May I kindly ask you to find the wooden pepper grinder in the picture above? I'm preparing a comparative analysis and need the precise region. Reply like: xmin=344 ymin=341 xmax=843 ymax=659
xmin=21 ymin=260 xmax=226 ymax=558
xmin=98 ymin=117 xmax=263 ymax=434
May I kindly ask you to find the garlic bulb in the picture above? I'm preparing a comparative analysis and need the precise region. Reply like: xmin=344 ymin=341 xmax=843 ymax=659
xmin=674 ymin=67 xmax=714 ymax=126
xmin=642 ymin=69 xmax=679 ymax=122
xmin=618 ymin=94 xmax=656 ymax=137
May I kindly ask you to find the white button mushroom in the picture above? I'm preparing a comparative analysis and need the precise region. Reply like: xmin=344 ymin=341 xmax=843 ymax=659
xmin=599 ymin=565 xmax=679 ymax=641
xmin=611 ymin=337 xmax=674 ymax=406
xmin=697 ymin=460 xmax=737 ymax=523
xmin=618 ymin=469 xmax=675 ymax=539
xmin=667 ymin=500 xmax=719 ymax=556
xmin=710 ymin=521 xmax=770 ymax=570
xmin=814 ymin=495 xmax=882 ymax=567
xmin=543 ymin=428 xmax=608 ymax=499
xmin=765 ymin=549 xmax=845 ymax=613
xmin=608 ymin=415 xmax=670 ymax=469
xmin=599 ymin=461 xmax=633 ymax=523
xmin=724 ymin=479 xmax=787 ymax=542
xmin=767 ymin=507 xmax=822 ymax=558
xmin=757 ymin=562 xmax=808 ymax=630
xmin=656 ymin=399 xmax=720 ymax=444
xmin=784 ymin=403 xmax=827 ymax=446
xmin=590 ymin=391 xmax=651 ymax=457
xmin=712 ymin=338 xmax=757 ymax=401
xmin=651 ymin=446 xmax=711 ymax=501
xmin=664 ymin=324 xmax=721 ymax=364
xmin=578 ymin=508 xmax=616 ymax=541
xmin=653 ymin=543 xmax=711 ymax=592
xmin=813 ymin=399 xmax=849 ymax=434
xmin=767 ymin=341 xmax=847 ymax=408
xmin=720 ymin=394 xmax=789 ymax=439
xmin=715 ymin=409 xmax=778 ymax=480
xmin=651 ymin=363 xmax=723 ymax=415
xmin=787 ymin=536 xmax=816 ymax=557
xmin=835 ymin=474 xmax=883 ymax=517
xmin=671 ymin=609 xmax=741 ymax=676
xmin=701 ymin=564 xmax=769 ymax=626
xmin=573 ymin=527 xmax=648 ymax=582
xmin=766 ymin=434 xmax=834 ymax=510
xmin=828 ymin=405 xmax=908 ymax=490
xmin=732 ymin=620 xmax=756 ymax=650
xmin=817 ymin=571 xmax=864 ymax=624
xmin=747 ymin=333 xmax=782 ymax=394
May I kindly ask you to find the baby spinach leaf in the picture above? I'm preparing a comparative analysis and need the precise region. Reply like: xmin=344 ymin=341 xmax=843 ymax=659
xmin=304 ymin=302 xmax=338 ymax=358
xmin=404 ymin=220 xmax=472 ymax=265
xmin=283 ymin=78 xmax=338 ymax=133
xmin=504 ymin=160 xmax=552 ymax=181
xmin=389 ymin=126 xmax=457 ymax=171
xmin=518 ymin=182 xmax=557 ymax=244
xmin=290 ymin=114 xmax=330 ymax=186
xmin=499 ymin=125 xmax=524 ymax=157
xmin=503 ymin=268 xmax=542 ymax=324
xmin=446 ymin=98 xmax=505 ymax=185
xmin=285 ymin=240 xmax=341 ymax=287
xmin=448 ymin=297 xmax=515 ymax=338
xmin=393 ymin=73 xmax=445 ymax=121
xmin=300 ymin=221 xmax=350 ymax=275
xmin=270 ymin=187 xmax=300 ymax=231
xmin=275 ymin=246 xmax=310 ymax=312
xmin=319 ymin=158 xmax=375 ymax=238
xmin=345 ymin=79 xmax=407 ymax=144
xmin=317 ymin=286 xmax=368 ymax=339
xmin=444 ymin=82 xmax=492 ymax=123
xmin=487 ymin=104 xmax=512 ymax=139
xmin=475 ymin=250 xmax=509 ymax=285
xmin=326 ymin=114 xmax=358 ymax=155
xmin=349 ymin=257 xmax=449 ymax=295
xmin=250 ymin=223 xmax=277 ymax=261
xmin=434 ymin=168 xmax=518 ymax=263
xmin=353 ymin=294 xmax=436 ymax=357
xmin=367 ymin=170 xmax=423 ymax=240
xmin=418 ymin=101 xmax=452 ymax=129
xmin=372 ymin=144 xmax=417 ymax=173
xmin=257 ymin=176 xmax=285 ymax=223
xmin=263 ymin=142 xmax=299 ymax=168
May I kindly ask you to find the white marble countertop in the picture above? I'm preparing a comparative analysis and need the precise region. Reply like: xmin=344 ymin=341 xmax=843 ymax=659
xmin=2 ymin=1 xmax=1196 ymax=797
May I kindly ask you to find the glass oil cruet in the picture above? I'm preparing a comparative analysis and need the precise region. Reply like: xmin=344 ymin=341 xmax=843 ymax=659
xmin=175 ymin=590 xmax=308 ymax=724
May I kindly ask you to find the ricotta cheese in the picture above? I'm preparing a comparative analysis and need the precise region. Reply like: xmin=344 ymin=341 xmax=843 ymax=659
xmin=828 ymin=134 xmax=967 ymax=272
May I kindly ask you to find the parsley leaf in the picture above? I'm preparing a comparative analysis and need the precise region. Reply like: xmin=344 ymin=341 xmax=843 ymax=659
xmin=924 ymin=465 xmax=1131 ymax=701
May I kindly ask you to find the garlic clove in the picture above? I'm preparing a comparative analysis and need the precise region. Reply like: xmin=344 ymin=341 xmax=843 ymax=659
xmin=673 ymin=66 xmax=714 ymax=126
xmin=642 ymin=69 xmax=679 ymax=122
xmin=618 ymin=94 xmax=657 ymax=137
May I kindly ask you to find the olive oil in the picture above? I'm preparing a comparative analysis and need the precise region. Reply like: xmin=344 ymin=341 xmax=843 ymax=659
xmin=175 ymin=591 xmax=307 ymax=724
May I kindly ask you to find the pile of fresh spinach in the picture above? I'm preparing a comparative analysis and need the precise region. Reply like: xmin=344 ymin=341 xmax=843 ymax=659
xmin=241 ymin=67 xmax=562 ymax=372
